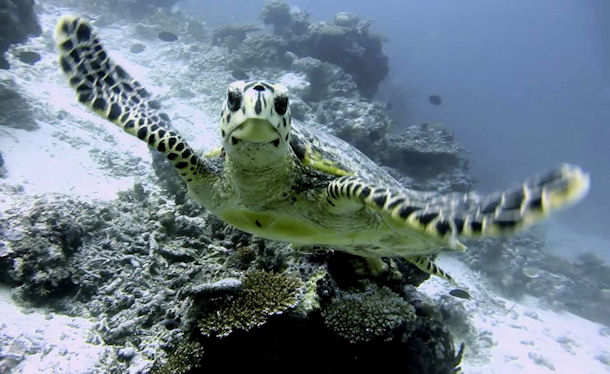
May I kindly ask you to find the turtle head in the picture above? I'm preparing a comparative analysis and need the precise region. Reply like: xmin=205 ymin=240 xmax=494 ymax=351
xmin=220 ymin=80 xmax=291 ymax=167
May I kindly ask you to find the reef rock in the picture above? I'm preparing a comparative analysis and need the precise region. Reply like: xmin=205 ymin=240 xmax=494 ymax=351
xmin=379 ymin=122 xmax=471 ymax=191
xmin=258 ymin=0 xmax=389 ymax=98
xmin=260 ymin=0 xmax=311 ymax=36
xmin=0 ymin=0 xmax=41 ymax=69
xmin=295 ymin=19 xmax=388 ymax=98
xmin=291 ymin=56 xmax=358 ymax=101
xmin=0 ymin=152 xmax=6 ymax=178
xmin=16 ymin=50 xmax=41 ymax=65
xmin=0 ymin=77 xmax=38 ymax=130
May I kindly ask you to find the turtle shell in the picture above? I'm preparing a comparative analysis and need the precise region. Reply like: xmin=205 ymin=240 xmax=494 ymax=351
xmin=289 ymin=121 xmax=402 ymax=190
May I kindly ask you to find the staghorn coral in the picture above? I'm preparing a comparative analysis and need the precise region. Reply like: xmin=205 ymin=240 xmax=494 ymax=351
xmin=321 ymin=285 xmax=416 ymax=343
xmin=198 ymin=270 xmax=303 ymax=337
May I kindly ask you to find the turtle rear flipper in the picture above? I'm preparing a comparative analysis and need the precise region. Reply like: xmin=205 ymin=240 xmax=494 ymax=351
xmin=328 ymin=164 xmax=589 ymax=243
xmin=406 ymin=255 xmax=457 ymax=284
xmin=55 ymin=16 xmax=208 ymax=183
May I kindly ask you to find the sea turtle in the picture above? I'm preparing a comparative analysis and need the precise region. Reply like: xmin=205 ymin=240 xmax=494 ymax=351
xmin=54 ymin=16 xmax=589 ymax=284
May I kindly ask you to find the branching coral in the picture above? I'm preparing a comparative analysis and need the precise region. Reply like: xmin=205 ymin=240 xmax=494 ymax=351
xmin=321 ymin=285 xmax=415 ymax=343
xmin=151 ymin=341 xmax=204 ymax=374
xmin=198 ymin=270 xmax=303 ymax=337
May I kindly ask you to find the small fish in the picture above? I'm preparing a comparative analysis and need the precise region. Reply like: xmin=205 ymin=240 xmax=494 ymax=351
xmin=129 ymin=43 xmax=146 ymax=54
xmin=449 ymin=288 xmax=471 ymax=300
xmin=158 ymin=31 xmax=178 ymax=42
xmin=522 ymin=265 xmax=541 ymax=279
xmin=231 ymin=69 xmax=249 ymax=80
xmin=429 ymin=94 xmax=442 ymax=105
xmin=17 ymin=51 xmax=41 ymax=65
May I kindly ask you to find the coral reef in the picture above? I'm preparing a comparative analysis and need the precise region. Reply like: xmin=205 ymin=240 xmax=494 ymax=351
xmin=295 ymin=18 xmax=388 ymax=98
xmin=0 ymin=1 xmax=476 ymax=371
xmin=321 ymin=285 xmax=415 ymax=343
xmin=0 ymin=191 xmax=89 ymax=304
xmin=0 ymin=178 xmax=464 ymax=372
xmin=151 ymin=341 xmax=204 ymax=374
xmin=291 ymin=56 xmax=358 ymax=102
xmin=0 ymin=0 xmax=41 ymax=69
xmin=211 ymin=24 xmax=261 ymax=47
xmin=197 ymin=270 xmax=303 ymax=337
xmin=230 ymin=0 xmax=389 ymax=98
xmin=309 ymin=102 xmax=470 ymax=192
xmin=260 ymin=0 xmax=310 ymax=35
xmin=228 ymin=33 xmax=291 ymax=71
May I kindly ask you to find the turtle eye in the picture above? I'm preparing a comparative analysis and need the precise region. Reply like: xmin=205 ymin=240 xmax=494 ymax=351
xmin=227 ymin=90 xmax=241 ymax=111
xmin=274 ymin=95 xmax=288 ymax=115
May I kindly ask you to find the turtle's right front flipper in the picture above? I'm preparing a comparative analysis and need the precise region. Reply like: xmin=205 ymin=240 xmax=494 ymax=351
xmin=55 ymin=16 xmax=208 ymax=183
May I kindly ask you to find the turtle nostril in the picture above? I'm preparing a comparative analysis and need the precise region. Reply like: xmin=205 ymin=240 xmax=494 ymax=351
xmin=253 ymin=84 xmax=265 ymax=92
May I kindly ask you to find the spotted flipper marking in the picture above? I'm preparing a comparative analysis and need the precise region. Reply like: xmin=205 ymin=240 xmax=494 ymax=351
xmin=54 ymin=16 xmax=208 ymax=183
xmin=327 ymin=175 xmax=466 ymax=250
xmin=327 ymin=164 xmax=589 ymax=244
xmin=465 ymin=164 xmax=590 ymax=235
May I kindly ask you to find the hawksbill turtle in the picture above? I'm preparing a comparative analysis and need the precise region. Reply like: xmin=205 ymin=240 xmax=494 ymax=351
xmin=54 ymin=16 xmax=589 ymax=284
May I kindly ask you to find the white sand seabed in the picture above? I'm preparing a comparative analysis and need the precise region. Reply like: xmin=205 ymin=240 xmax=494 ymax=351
xmin=0 ymin=120 xmax=142 ymax=201
xmin=420 ymin=255 xmax=610 ymax=374
xmin=0 ymin=287 xmax=110 ymax=373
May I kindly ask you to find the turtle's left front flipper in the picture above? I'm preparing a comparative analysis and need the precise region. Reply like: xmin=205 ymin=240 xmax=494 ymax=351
xmin=328 ymin=164 xmax=589 ymax=242
xmin=55 ymin=16 xmax=210 ymax=183
xmin=327 ymin=164 xmax=588 ymax=282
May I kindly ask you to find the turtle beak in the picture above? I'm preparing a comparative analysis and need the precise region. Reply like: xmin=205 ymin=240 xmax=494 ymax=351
xmin=229 ymin=118 xmax=280 ymax=145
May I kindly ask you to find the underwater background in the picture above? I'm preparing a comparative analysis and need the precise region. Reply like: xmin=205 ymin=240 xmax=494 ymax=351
xmin=0 ymin=0 xmax=608 ymax=373
xmin=181 ymin=0 xmax=610 ymax=261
